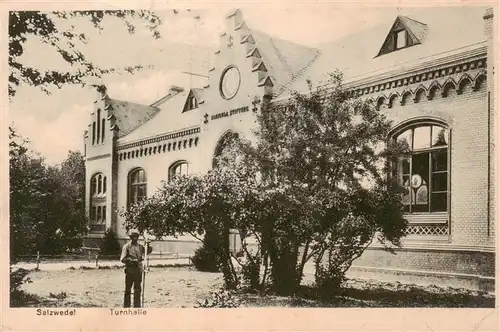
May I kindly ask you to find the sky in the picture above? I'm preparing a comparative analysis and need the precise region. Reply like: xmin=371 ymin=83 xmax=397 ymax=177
xmin=9 ymin=3 xmax=421 ymax=165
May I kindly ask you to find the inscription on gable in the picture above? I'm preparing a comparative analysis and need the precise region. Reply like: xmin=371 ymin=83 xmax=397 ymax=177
xmin=211 ymin=106 xmax=250 ymax=120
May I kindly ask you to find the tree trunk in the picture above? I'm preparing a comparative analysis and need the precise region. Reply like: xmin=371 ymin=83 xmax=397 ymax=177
xmin=269 ymin=239 xmax=300 ymax=296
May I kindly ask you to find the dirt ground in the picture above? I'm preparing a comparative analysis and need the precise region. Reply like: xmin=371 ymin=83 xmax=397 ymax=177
xmin=19 ymin=266 xmax=494 ymax=308
xmin=21 ymin=266 xmax=224 ymax=308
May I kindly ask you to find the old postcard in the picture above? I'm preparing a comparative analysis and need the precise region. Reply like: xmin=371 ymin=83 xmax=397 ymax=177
xmin=2 ymin=0 xmax=498 ymax=331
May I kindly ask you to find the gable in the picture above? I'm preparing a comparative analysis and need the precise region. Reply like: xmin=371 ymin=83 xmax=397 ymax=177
xmin=376 ymin=15 xmax=428 ymax=57
xmin=209 ymin=9 xmax=321 ymax=99
xmin=182 ymin=88 xmax=204 ymax=113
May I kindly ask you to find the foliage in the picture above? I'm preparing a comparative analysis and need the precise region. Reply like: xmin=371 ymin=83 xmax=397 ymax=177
xmin=122 ymin=72 xmax=408 ymax=295
xmin=195 ymin=289 xmax=243 ymax=308
xmin=10 ymin=267 xmax=35 ymax=307
xmin=191 ymin=227 xmax=224 ymax=272
xmin=8 ymin=10 xmax=163 ymax=98
xmin=240 ymin=71 xmax=408 ymax=295
xmin=99 ymin=228 xmax=121 ymax=258
xmin=10 ymin=127 xmax=88 ymax=262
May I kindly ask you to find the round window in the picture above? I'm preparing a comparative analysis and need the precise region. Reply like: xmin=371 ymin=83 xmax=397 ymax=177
xmin=220 ymin=66 xmax=241 ymax=99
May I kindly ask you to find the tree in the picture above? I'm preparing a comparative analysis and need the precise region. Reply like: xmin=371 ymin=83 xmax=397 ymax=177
xmin=8 ymin=10 xmax=164 ymax=98
xmin=9 ymin=9 xmax=201 ymax=98
xmin=122 ymin=72 xmax=408 ymax=296
xmin=9 ymin=128 xmax=88 ymax=261
xmin=9 ymin=127 xmax=48 ymax=261
xmin=244 ymin=72 xmax=408 ymax=295
xmin=121 ymin=169 xmax=246 ymax=289
xmin=43 ymin=150 xmax=87 ymax=252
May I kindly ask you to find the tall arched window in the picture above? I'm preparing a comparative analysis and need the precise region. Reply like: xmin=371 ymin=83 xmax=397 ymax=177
xmin=169 ymin=161 xmax=189 ymax=181
xmin=92 ymin=122 xmax=96 ymax=145
xmin=96 ymin=109 xmax=101 ymax=144
xmin=213 ymin=131 xmax=239 ymax=169
xmin=128 ymin=168 xmax=147 ymax=207
xmin=90 ymin=173 xmax=107 ymax=232
xmin=392 ymin=122 xmax=450 ymax=214
xmin=101 ymin=118 xmax=106 ymax=142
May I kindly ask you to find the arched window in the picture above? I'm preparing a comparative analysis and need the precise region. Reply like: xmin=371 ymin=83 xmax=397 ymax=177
xmin=92 ymin=122 xmax=96 ymax=145
xmin=128 ymin=168 xmax=147 ymax=207
xmin=96 ymin=109 xmax=101 ymax=144
xmin=392 ymin=122 xmax=449 ymax=213
xmin=213 ymin=131 xmax=239 ymax=169
xmin=97 ymin=174 xmax=102 ymax=193
xmin=101 ymin=118 xmax=105 ymax=142
xmin=90 ymin=173 xmax=107 ymax=232
xmin=90 ymin=173 xmax=107 ymax=197
xmin=169 ymin=161 xmax=189 ymax=181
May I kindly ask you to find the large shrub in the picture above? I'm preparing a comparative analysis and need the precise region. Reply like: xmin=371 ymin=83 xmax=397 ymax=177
xmin=191 ymin=228 xmax=223 ymax=272
xmin=99 ymin=228 xmax=121 ymax=259
xmin=122 ymin=72 xmax=408 ymax=296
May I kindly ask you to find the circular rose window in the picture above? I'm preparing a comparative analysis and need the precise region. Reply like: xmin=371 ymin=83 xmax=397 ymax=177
xmin=220 ymin=66 xmax=241 ymax=99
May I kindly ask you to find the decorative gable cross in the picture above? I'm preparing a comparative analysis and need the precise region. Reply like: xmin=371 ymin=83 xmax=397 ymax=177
xmin=228 ymin=34 xmax=234 ymax=48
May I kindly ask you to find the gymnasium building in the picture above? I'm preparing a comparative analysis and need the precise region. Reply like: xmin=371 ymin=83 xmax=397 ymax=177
xmin=83 ymin=7 xmax=495 ymax=290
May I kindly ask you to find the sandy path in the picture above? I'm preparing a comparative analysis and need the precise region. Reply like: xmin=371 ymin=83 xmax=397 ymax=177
xmin=22 ymin=266 xmax=223 ymax=308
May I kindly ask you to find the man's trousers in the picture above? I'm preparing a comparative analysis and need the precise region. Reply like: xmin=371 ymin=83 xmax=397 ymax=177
xmin=124 ymin=267 xmax=143 ymax=308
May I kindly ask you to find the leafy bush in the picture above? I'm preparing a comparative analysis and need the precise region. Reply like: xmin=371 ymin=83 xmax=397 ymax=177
xmin=191 ymin=228 xmax=223 ymax=272
xmin=99 ymin=228 xmax=121 ymax=259
xmin=241 ymin=256 xmax=261 ymax=291
xmin=10 ymin=267 xmax=37 ymax=307
xmin=195 ymin=289 xmax=243 ymax=308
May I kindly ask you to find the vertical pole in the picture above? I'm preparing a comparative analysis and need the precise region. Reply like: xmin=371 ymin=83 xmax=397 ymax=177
xmin=142 ymin=232 xmax=148 ymax=307
xmin=36 ymin=251 xmax=40 ymax=270
xmin=96 ymin=254 xmax=99 ymax=268
xmin=88 ymin=251 xmax=91 ymax=263
xmin=487 ymin=91 xmax=491 ymax=236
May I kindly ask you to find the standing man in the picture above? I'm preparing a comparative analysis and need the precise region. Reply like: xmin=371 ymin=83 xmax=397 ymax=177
xmin=120 ymin=229 xmax=151 ymax=308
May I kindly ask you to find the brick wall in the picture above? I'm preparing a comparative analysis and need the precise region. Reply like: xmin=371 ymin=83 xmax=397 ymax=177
xmin=354 ymin=247 xmax=494 ymax=277
xmin=382 ymin=79 xmax=490 ymax=247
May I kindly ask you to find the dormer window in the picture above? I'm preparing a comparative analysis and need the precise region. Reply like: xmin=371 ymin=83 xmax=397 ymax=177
xmin=188 ymin=95 xmax=198 ymax=110
xmin=395 ymin=30 xmax=407 ymax=49
xmin=183 ymin=90 xmax=202 ymax=112
xmin=376 ymin=16 xmax=427 ymax=57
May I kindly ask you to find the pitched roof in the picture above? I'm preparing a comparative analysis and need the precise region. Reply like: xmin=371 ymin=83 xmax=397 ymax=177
xmin=250 ymin=29 xmax=321 ymax=95
xmin=107 ymin=99 xmax=160 ymax=138
xmin=376 ymin=15 xmax=428 ymax=57
xmin=399 ymin=15 xmax=428 ymax=42
xmin=279 ymin=6 xmax=487 ymax=98
xmin=117 ymin=90 xmax=201 ymax=144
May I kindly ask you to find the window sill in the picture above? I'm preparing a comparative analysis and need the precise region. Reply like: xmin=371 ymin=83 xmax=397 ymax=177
xmin=404 ymin=212 xmax=448 ymax=224
xmin=403 ymin=234 xmax=451 ymax=243
xmin=89 ymin=224 xmax=106 ymax=233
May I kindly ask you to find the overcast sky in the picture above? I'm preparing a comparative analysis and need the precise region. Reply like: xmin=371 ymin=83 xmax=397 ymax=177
xmin=9 ymin=4 xmax=427 ymax=165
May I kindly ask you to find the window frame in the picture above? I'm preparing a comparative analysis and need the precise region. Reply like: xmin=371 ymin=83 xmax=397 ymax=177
xmin=390 ymin=121 xmax=451 ymax=224
xmin=90 ymin=173 xmax=108 ymax=228
xmin=128 ymin=168 xmax=147 ymax=208
xmin=168 ymin=161 xmax=189 ymax=182
xmin=395 ymin=29 xmax=407 ymax=50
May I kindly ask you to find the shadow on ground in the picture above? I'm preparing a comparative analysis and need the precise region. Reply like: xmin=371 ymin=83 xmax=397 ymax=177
xmin=242 ymin=279 xmax=495 ymax=308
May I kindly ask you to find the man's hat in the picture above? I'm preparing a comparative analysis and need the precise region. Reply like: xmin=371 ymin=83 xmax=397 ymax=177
xmin=128 ymin=229 xmax=140 ymax=237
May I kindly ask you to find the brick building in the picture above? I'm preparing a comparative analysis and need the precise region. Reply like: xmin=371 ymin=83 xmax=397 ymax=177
xmin=83 ymin=7 xmax=495 ymax=290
